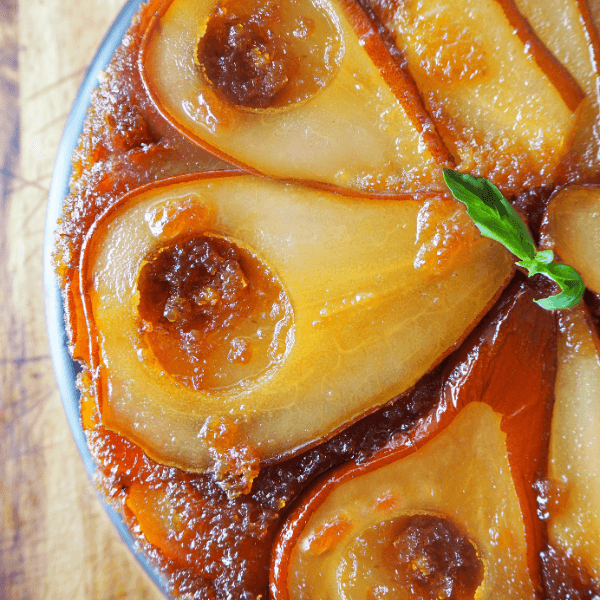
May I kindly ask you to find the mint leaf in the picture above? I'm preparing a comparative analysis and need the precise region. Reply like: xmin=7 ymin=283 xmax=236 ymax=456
xmin=517 ymin=249 xmax=554 ymax=275
xmin=443 ymin=169 xmax=585 ymax=311
xmin=534 ymin=263 xmax=586 ymax=310
xmin=443 ymin=169 xmax=537 ymax=261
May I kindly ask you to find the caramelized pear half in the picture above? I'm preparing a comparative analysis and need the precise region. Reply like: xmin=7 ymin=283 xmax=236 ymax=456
xmin=140 ymin=0 xmax=452 ymax=193
xmin=543 ymin=184 xmax=600 ymax=294
xmin=548 ymin=306 xmax=600 ymax=580
xmin=81 ymin=173 xmax=513 ymax=472
xmin=271 ymin=403 xmax=536 ymax=600
xmin=368 ymin=0 xmax=582 ymax=191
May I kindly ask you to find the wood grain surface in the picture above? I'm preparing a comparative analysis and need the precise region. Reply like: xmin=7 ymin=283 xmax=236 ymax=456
xmin=0 ymin=1 xmax=164 ymax=598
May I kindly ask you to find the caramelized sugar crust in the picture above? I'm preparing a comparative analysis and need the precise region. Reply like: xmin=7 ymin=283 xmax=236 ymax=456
xmin=82 ymin=355 xmax=441 ymax=598
xmin=56 ymin=1 xmax=600 ymax=599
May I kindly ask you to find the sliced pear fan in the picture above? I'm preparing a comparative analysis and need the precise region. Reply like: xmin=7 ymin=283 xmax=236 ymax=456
xmin=543 ymin=184 xmax=600 ymax=294
xmin=81 ymin=173 xmax=513 ymax=472
xmin=367 ymin=0 xmax=583 ymax=191
xmin=140 ymin=0 xmax=452 ymax=193
xmin=549 ymin=306 xmax=600 ymax=579
xmin=271 ymin=403 xmax=536 ymax=600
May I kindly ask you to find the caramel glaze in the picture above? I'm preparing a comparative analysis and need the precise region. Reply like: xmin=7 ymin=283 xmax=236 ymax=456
xmin=441 ymin=275 xmax=557 ymax=593
xmin=584 ymin=289 xmax=600 ymax=333
xmin=57 ymin=4 xmax=600 ymax=600
xmin=542 ymin=546 xmax=600 ymax=599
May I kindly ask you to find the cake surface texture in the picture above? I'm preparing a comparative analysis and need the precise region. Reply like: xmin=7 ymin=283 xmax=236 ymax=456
xmin=54 ymin=0 xmax=600 ymax=597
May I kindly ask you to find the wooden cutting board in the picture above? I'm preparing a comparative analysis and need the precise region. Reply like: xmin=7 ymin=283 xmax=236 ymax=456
xmin=0 ymin=1 xmax=164 ymax=598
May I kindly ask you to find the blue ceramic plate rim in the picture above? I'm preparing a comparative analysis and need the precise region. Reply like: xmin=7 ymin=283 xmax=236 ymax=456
xmin=43 ymin=1 xmax=174 ymax=597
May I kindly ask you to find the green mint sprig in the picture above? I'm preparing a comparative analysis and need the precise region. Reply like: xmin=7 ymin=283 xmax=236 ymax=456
xmin=443 ymin=168 xmax=585 ymax=310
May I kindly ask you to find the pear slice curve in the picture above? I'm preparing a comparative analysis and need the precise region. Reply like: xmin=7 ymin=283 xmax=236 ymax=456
xmin=81 ymin=173 xmax=513 ymax=472
xmin=271 ymin=402 xmax=536 ymax=600
xmin=367 ymin=0 xmax=583 ymax=192
xmin=549 ymin=306 xmax=600 ymax=580
xmin=437 ymin=278 xmax=557 ymax=589
xmin=543 ymin=184 xmax=600 ymax=294
xmin=513 ymin=0 xmax=600 ymax=181
xmin=140 ymin=0 xmax=452 ymax=194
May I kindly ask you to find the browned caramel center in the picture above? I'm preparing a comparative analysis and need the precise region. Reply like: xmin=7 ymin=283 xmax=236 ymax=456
xmin=388 ymin=514 xmax=484 ymax=599
xmin=137 ymin=234 xmax=291 ymax=389
xmin=339 ymin=514 xmax=484 ymax=599
xmin=197 ymin=0 xmax=341 ymax=109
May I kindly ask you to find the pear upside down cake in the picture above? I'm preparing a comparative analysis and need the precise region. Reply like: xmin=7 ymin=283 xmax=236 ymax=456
xmin=54 ymin=0 xmax=600 ymax=598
